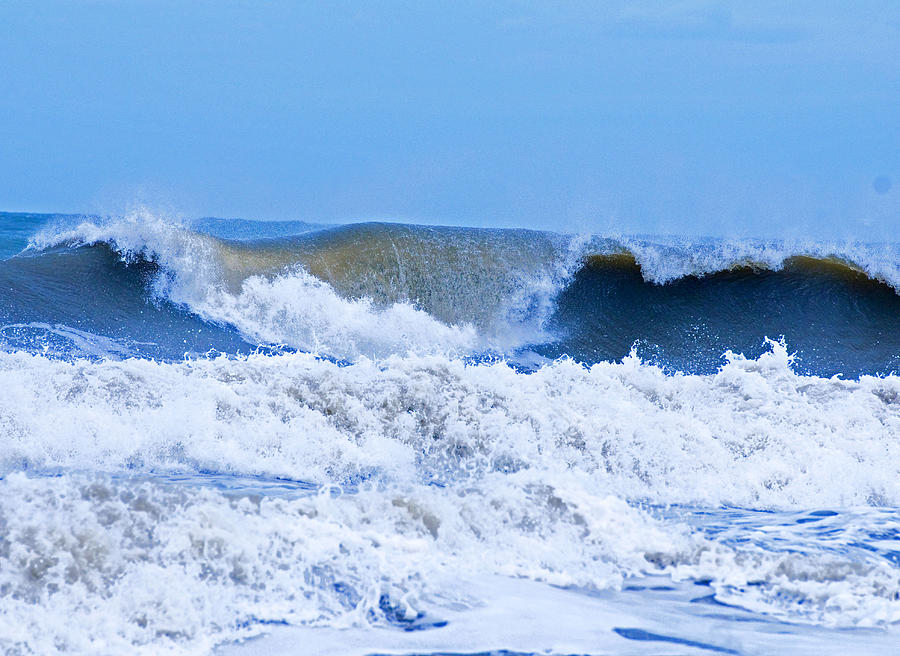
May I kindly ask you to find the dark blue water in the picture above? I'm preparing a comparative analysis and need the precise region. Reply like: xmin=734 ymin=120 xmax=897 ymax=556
xmin=540 ymin=257 xmax=900 ymax=377
xmin=0 ymin=243 xmax=256 ymax=359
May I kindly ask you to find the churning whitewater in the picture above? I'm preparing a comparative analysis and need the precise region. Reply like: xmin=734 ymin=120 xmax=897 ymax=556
xmin=1 ymin=211 xmax=900 ymax=655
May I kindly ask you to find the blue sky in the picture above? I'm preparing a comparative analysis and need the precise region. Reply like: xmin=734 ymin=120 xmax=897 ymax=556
xmin=0 ymin=1 xmax=897 ymax=238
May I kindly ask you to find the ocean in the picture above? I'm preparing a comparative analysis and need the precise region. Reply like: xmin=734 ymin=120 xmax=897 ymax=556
xmin=1 ymin=210 xmax=899 ymax=655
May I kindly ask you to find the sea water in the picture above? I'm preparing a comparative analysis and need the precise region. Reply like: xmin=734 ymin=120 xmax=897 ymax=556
xmin=1 ymin=210 xmax=899 ymax=655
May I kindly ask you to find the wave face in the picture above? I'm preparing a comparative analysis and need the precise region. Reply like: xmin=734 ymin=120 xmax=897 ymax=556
xmin=548 ymin=253 xmax=900 ymax=376
xmin=2 ymin=211 xmax=900 ymax=654
xmin=8 ymin=212 xmax=900 ymax=375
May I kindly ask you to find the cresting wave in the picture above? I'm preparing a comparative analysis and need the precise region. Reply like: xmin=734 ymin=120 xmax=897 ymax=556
xmin=31 ymin=215 xmax=900 ymax=294
xmin=19 ymin=214 xmax=900 ymax=374
xmin=25 ymin=215 xmax=588 ymax=359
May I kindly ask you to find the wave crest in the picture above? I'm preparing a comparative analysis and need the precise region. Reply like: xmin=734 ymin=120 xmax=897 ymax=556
xmin=25 ymin=214 xmax=900 ymax=365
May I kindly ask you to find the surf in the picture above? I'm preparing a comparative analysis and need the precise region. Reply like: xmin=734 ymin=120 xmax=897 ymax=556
xmin=9 ymin=213 xmax=900 ymax=376
xmin=3 ymin=212 xmax=900 ymax=654
xmin=2 ymin=341 xmax=900 ymax=653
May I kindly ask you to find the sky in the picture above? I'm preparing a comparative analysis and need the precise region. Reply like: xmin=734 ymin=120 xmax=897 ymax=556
xmin=0 ymin=1 xmax=898 ymax=238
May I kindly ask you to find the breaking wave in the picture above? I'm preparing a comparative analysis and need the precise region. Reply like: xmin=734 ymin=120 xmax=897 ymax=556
xmin=15 ymin=214 xmax=900 ymax=374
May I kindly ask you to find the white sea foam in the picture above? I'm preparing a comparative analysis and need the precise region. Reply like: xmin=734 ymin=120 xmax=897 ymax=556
xmin=0 ymin=322 xmax=153 ymax=359
xmin=614 ymin=234 xmax=900 ymax=288
xmin=2 ymin=342 xmax=900 ymax=651
xmin=219 ymin=574 xmax=900 ymax=656
xmin=0 ymin=471 xmax=683 ymax=654
xmin=3 ymin=341 xmax=900 ymax=506
xmin=1 ymin=454 xmax=899 ymax=653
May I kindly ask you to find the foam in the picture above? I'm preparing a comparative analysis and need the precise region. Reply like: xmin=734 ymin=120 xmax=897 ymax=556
xmin=220 ymin=575 xmax=900 ymax=656
xmin=3 ymin=317 xmax=900 ymax=650
xmin=0 ymin=471 xmax=685 ymax=653
xmin=2 ymin=465 xmax=899 ymax=653
xmin=614 ymin=235 xmax=900 ymax=289
xmin=3 ymin=340 xmax=900 ymax=507
xmin=0 ymin=322 xmax=152 ymax=359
